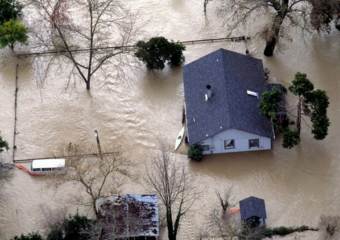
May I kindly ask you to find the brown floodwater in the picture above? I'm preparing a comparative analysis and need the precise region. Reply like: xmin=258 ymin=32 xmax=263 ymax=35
xmin=0 ymin=0 xmax=340 ymax=239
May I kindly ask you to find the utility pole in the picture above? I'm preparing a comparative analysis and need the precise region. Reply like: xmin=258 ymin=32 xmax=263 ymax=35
xmin=94 ymin=130 xmax=103 ymax=160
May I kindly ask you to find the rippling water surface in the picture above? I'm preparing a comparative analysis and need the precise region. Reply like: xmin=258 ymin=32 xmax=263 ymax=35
xmin=0 ymin=0 xmax=340 ymax=239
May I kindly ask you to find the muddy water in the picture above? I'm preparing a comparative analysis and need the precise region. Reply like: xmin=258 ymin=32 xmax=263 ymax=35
xmin=0 ymin=0 xmax=340 ymax=239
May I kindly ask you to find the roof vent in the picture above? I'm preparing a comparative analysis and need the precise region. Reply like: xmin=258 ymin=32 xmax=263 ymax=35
xmin=205 ymin=85 xmax=213 ymax=102
xmin=247 ymin=90 xmax=259 ymax=98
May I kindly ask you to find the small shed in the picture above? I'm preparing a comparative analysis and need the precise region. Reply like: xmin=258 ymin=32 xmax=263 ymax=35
xmin=239 ymin=196 xmax=267 ymax=228
xmin=96 ymin=194 xmax=159 ymax=240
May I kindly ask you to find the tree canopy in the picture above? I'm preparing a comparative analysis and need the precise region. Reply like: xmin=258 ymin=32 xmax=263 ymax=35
xmin=0 ymin=0 xmax=22 ymax=25
xmin=135 ymin=37 xmax=185 ymax=70
xmin=259 ymin=88 xmax=282 ymax=120
xmin=0 ymin=19 xmax=28 ymax=50
xmin=47 ymin=214 xmax=93 ymax=240
xmin=259 ymin=72 xmax=330 ymax=148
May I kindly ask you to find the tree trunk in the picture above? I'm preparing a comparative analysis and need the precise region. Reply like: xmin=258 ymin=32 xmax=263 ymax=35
xmin=167 ymin=207 xmax=176 ymax=240
xmin=10 ymin=43 xmax=14 ymax=52
xmin=263 ymin=0 xmax=288 ymax=57
xmin=297 ymin=96 xmax=302 ymax=136
xmin=86 ymin=80 xmax=91 ymax=90
xmin=264 ymin=15 xmax=284 ymax=57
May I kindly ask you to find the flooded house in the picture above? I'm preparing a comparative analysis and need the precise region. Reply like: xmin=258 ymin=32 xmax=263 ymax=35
xmin=96 ymin=194 xmax=159 ymax=240
xmin=183 ymin=49 xmax=274 ymax=155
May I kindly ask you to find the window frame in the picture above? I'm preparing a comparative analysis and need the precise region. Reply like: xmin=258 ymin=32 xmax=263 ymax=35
xmin=224 ymin=139 xmax=235 ymax=150
xmin=248 ymin=138 xmax=260 ymax=149
xmin=201 ymin=145 xmax=210 ymax=151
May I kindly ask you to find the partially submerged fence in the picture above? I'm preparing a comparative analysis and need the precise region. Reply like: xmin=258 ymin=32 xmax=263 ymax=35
xmin=17 ymin=36 xmax=250 ymax=57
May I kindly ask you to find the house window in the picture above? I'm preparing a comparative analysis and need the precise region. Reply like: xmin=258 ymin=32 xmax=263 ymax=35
xmin=201 ymin=145 xmax=210 ymax=151
xmin=249 ymin=139 xmax=260 ymax=148
xmin=224 ymin=139 xmax=235 ymax=149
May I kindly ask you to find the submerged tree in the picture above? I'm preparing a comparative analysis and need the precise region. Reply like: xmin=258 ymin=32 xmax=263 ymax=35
xmin=30 ymin=0 xmax=137 ymax=90
xmin=135 ymin=36 xmax=185 ymax=70
xmin=205 ymin=0 xmax=340 ymax=56
xmin=62 ymin=144 xmax=130 ymax=218
xmin=0 ymin=0 xmax=22 ymax=25
xmin=0 ymin=19 xmax=28 ymax=50
xmin=259 ymin=72 xmax=330 ymax=148
xmin=47 ymin=214 xmax=94 ymax=240
xmin=146 ymin=147 xmax=196 ymax=240
xmin=289 ymin=72 xmax=330 ymax=140
xmin=259 ymin=88 xmax=283 ymax=120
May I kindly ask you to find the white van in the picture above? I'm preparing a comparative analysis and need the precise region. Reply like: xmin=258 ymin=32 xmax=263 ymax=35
xmin=31 ymin=158 xmax=66 ymax=174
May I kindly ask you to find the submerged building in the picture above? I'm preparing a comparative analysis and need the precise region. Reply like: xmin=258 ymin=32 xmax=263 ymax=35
xmin=96 ymin=194 xmax=159 ymax=240
xmin=183 ymin=49 xmax=274 ymax=155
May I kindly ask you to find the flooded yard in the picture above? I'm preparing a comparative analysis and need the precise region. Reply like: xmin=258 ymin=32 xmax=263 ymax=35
xmin=0 ymin=0 xmax=340 ymax=239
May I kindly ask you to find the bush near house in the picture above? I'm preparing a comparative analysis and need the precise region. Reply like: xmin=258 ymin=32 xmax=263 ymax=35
xmin=188 ymin=144 xmax=203 ymax=161
xmin=135 ymin=36 xmax=185 ymax=70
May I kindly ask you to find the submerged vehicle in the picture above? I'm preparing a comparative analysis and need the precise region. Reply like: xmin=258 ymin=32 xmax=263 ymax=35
xmin=16 ymin=158 xmax=66 ymax=176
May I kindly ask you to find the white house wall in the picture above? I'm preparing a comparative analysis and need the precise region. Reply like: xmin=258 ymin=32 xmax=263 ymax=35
xmin=199 ymin=129 xmax=271 ymax=155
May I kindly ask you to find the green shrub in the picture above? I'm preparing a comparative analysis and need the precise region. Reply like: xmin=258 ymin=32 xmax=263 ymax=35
xmin=11 ymin=232 xmax=43 ymax=240
xmin=0 ymin=135 xmax=9 ymax=152
xmin=47 ymin=214 xmax=93 ymax=240
xmin=135 ymin=36 xmax=185 ymax=70
xmin=188 ymin=144 xmax=203 ymax=161
xmin=263 ymin=225 xmax=317 ymax=238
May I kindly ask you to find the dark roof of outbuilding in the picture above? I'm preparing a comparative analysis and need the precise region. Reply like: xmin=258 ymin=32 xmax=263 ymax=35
xmin=239 ymin=196 xmax=267 ymax=220
xmin=96 ymin=194 xmax=159 ymax=239
xmin=183 ymin=48 xmax=273 ymax=144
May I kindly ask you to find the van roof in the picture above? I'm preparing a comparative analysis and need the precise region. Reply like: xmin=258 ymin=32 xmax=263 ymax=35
xmin=32 ymin=158 xmax=65 ymax=169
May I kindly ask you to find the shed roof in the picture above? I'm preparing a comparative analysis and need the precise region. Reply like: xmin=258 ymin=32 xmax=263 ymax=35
xmin=183 ymin=48 xmax=273 ymax=144
xmin=96 ymin=194 xmax=159 ymax=239
xmin=239 ymin=196 xmax=267 ymax=220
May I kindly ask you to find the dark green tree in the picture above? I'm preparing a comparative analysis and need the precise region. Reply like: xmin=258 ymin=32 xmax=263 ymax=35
xmin=282 ymin=128 xmax=300 ymax=149
xmin=0 ymin=0 xmax=22 ymax=25
xmin=135 ymin=37 xmax=185 ymax=70
xmin=11 ymin=232 xmax=43 ymax=240
xmin=47 ymin=214 xmax=94 ymax=240
xmin=259 ymin=72 xmax=330 ymax=149
xmin=47 ymin=214 xmax=93 ymax=240
xmin=305 ymin=89 xmax=330 ymax=139
xmin=259 ymin=88 xmax=282 ymax=120
xmin=188 ymin=144 xmax=203 ymax=161
xmin=288 ymin=72 xmax=314 ymax=135
xmin=289 ymin=72 xmax=330 ymax=140
xmin=0 ymin=135 xmax=9 ymax=152
xmin=0 ymin=19 xmax=28 ymax=50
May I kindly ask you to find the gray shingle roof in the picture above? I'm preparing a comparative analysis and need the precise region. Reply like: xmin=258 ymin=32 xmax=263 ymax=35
xmin=183 ymin=48 xmax=273 ymax=144
xmin=239 ymin=196 xmax=267 ymax=220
